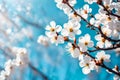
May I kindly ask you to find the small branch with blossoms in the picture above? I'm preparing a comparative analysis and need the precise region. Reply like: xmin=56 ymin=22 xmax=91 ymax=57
xmin=38 ymin=0 xmax=120 ymax=79
xmin=0 ymin=47 xmax=49 ymax=80
xmin=96 ymin=0 xmax=120 ymax=19
xmin=29 ymin=63 xmax=48 ymax=80
xmin=0 ymin=48 xmax=27 ymax=80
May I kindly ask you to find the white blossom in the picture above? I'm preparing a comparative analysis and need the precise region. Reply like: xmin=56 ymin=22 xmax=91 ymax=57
xmin=37 ymin=35 xmax=49 ymax=46
xmin=50 ymin=34 xmax=64 ymax=45
xmin=113 ymin=75 xmax=120 ymax=80
xmin=68 ymin=10 xmax=81 ymax=22
xmin=66 ymin=43 xmax=80 ymax=58
xmin=0 ymin=48 xmax=28 ymax=80
xmin=96 ymin=51 xmax=110 ymax=62
xmin=55 ymin=0 xmax=76 ymax=14
xmin=101 ymin=27 xmax=112 ymax=37
xmin=80 ymin=4 xmax=92 ymax=19
xmin=37 ymin=0 xmax=120 ymax=77
xmin=45 ymin=21 xmax=62 ymax=37
xmin=95 ymin=34 xmax=112 ymax=48
xmin=113 ymin=66 xmax=120 ymax=80
xmin=84 ymin=0 xmax=97 ymax=4
xmin=79 ymin=55 xmax=95 ymax=74
xmin=61 ymin=20 xmax=81 ymax=39
xmin=79 ymin=34 xmax=94 ymax=52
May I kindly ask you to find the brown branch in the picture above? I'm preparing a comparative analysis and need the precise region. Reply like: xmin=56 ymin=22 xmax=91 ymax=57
xmin=66 ymin=3 xmax=91 ymax=26
xmin=98 ymin=26 xmax=120 ymax=42
xmin=84 ymin=52 xmax=120 ymax=76
xmin=89 ymin=45 xmax=120 ymax=52
xmin=18 ymin=15 xmax=43 ymax=29
xmin=28 ymin=63 xmax=48 ymax=80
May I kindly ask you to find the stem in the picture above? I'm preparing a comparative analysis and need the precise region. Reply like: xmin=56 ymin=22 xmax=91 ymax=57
xmin=89 ymin=44 xmax=120 ymax=52
xmin=85 ymin=52 xmax=120 ymax=76
xmin=98 ymin=26 xmax=120 ymax=42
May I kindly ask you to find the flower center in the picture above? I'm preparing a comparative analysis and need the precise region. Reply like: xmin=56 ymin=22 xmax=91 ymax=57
xmin=85 ymin=42 xmax=88 ymax=46
xmin=103 ymin=32 xmax=107 ymax=36
xmin=50 ymin=28 xmax=55 ymax=32
xmin=86 ymin=63 xmax=89 ymax=67
xmin=80 ymin=51 xmax=83 ymax=54
xmin=102 ymin=38 xmax=106 ymax=43
xmin=69 ymin=28 xmax=73 ymax=32
xmin=73 ymin=13 xmax=77 ymax=17
xmin=54 ymin=36 xmax=58 ymax=40
xmin=106 ymin=17 xmax=111 ymax=21
xmin=84 ymin=10 xmax=88 ymax=14
xmin=105 ymin=5 xmax=109 ymax=9
xmin=100 ymin=57 xmax=104 ymax=63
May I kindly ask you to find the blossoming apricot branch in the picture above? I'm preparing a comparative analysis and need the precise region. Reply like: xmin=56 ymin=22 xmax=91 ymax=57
xmin=38 ymin=0 xmax=120 ymax=79
xmin=64 ymin=1 xmax=120 ymax=43
xmin=0 ymin=48 xmax=27 ymax=80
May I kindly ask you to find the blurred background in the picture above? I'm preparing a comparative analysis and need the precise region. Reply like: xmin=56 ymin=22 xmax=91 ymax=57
xmin=0 ymin=0 xmax=120 ymax=80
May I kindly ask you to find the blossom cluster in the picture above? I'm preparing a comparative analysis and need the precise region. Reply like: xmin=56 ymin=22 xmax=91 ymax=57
xmin=0 ymin=48 xmax=28 ymax=80
xmin=38 ymin=0 xmax=120 ymax=79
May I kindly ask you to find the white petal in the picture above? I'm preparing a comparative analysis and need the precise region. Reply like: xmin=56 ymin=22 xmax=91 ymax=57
xmin=45 ymin=31 xmax=51 ymax=37
xmin=113 ymin=75 xmax=120 ymax=80
xmin=85 ymin=34 xmax=90 ymax=41
xmin=90 ymin=18 xmax=95 ymax=25
xmin=61 ymin=29 xmax=69 ymax=36
xmin=105 ymin=40 xmax=112 ymax=48
xmin=95 ymin=34 xmax=102 ymax=41
xmin=79 ymin=54 xmax=84 ymax=60
xmin=71 ymin=48 xmax=80 ymax=58
xmin=45 ymin=25 xmax=51 ymax=30
xmin=97 ymin=41 xmax=104 ymax=48
xmin=104 ymin=54 xmax=110 ymax=62
xmin=82 ymin=67 xmax=90 ymax=74
xmin=58 ymin=35 xmax=64 ymax=43
xmin=84 ymin=4 xmax=89 ymax=10
xmin=79 ymin=61 xmax=85 ymax=67
xmin=69 ymin=33 xmax=75 ymax=39
xmin=89 ymin=61 xmax=95 ymax=70
xmin=83 ymin=55 xmax=91 ymax=63
xmin=80 ymin=45 xmax=87 ymax=52
xmin=56 ymin=25 xmax=62 ymax=32
xmin=50 ymin=21 xmax=56 ymax=27
xmin=88 ymin=8 xmax=92 ymax=13
xmin=83 ymin=14 xmax=88 ymax=19
xmin=74 ymin=29 xmax=81 ymax=35
xmin=88 ymin=41 xmax=94 ymax=47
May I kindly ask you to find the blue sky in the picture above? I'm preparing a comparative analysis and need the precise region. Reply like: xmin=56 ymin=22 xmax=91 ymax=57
xmin=0 ymin=0 xmax=120 ymax=80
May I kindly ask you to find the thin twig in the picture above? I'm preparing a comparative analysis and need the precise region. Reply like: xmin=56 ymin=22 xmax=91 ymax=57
xmin=29 ymin=63 xmax=49 ymax=80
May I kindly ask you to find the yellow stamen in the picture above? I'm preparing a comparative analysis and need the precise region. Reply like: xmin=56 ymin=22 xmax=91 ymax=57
xmin=50 ymin=28 xmax=55 ymax=32
xmin=84 ymin=10 xmax=88 ymax=14
xmin=69 ymin=28 xmax=73 ymax=32
xmin=85 ymin=42 xmax=88 ymax=46
xmin=102 ymin=38 xmax=106 ymax=43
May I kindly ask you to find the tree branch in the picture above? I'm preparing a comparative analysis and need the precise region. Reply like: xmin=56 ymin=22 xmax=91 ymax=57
xmin=89 ymin=45 xmax=120 ymax=52
xmin=65 ymin=1 xmax=120 ymax=42
xmin=28 ymin=63 xmax=49 ymax=80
